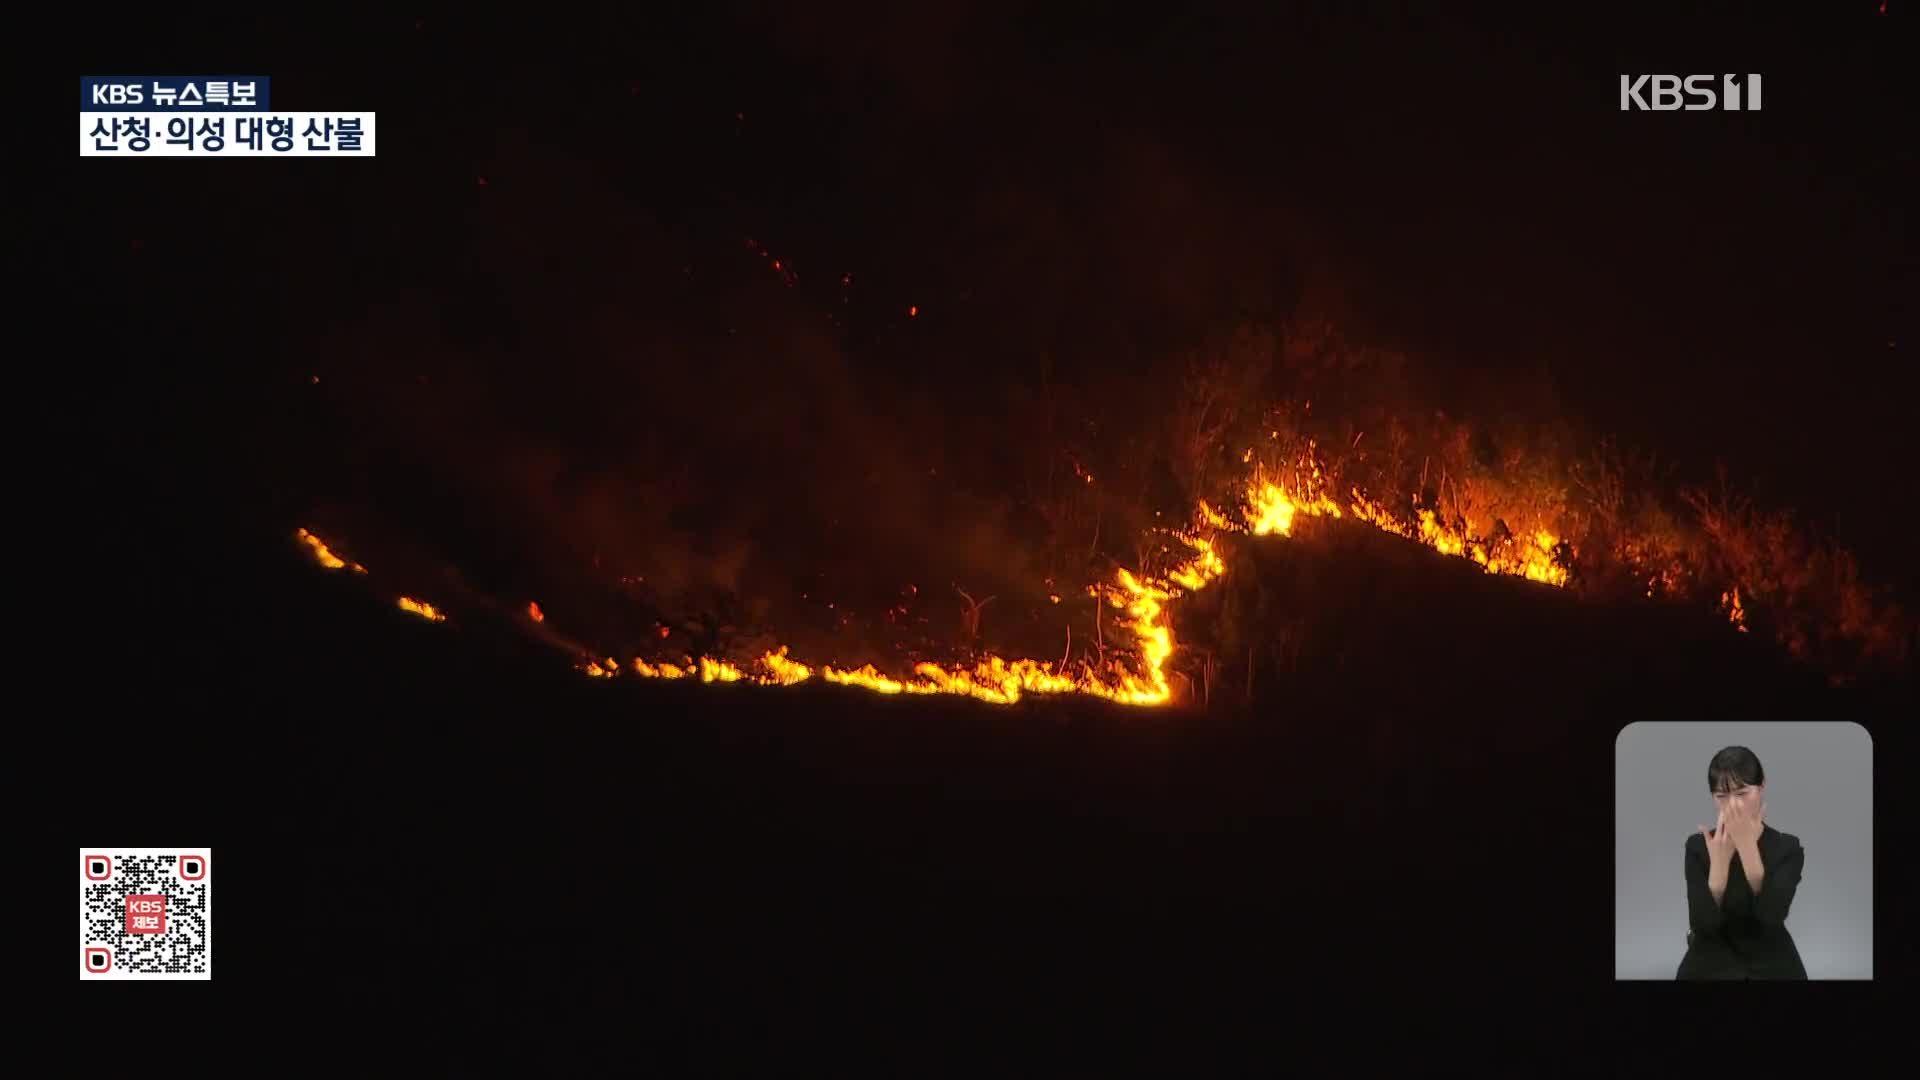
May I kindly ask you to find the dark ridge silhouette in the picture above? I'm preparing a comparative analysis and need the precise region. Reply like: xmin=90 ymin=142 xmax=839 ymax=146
xmin=67 ymin=493 xmax=1901 ymax=1045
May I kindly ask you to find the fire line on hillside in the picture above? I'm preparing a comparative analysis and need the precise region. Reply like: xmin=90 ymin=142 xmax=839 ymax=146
xmin=294 ymin=439 xmax=1594 ymax=707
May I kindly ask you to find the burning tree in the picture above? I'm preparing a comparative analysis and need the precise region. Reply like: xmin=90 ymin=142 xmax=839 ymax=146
xmin=1681 ymin=468 xmax=1911 ymax=682
xmin=1167 ymin=323 xmax=1277 ymax=511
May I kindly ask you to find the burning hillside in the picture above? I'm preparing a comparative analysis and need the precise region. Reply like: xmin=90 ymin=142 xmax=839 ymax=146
xmin=291 ymin=343 xmax=1912 ymax=707
xmin=237 ymin=68 xmax=1906 ymax=706
xmin=264 ymin=70 xmax=1905 ymax=703
xmin=294 ymin=383 xmax=1905 ymax=710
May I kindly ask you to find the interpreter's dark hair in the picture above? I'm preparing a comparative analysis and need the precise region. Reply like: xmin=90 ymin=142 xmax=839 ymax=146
xmin=1707 ymin=746 xmax=1765 ymax=794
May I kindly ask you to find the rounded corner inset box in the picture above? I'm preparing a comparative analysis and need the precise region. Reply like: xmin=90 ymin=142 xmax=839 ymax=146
xmin=84 ymin=948 xmax=112 ymax=973
xmin=84 ymin=855 xmax=111 ymax=881
xmin=1615 ymin=722 xmax=1873 ymax=980
xmin=1614 ymin=721 xmax=1649 ymax=752
xmin=179 ymin=855 xmax=207 ymax=880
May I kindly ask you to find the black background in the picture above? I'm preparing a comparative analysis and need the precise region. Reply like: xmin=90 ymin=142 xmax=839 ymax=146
xmin=37 ymin=1 xmax=1911 ymax=1064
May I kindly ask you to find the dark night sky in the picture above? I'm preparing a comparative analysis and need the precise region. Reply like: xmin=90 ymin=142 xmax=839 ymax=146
xmin=56 ymin=3 xmax=1915 ymax=603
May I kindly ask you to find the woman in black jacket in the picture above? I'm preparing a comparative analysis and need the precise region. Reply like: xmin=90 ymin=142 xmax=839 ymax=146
xmin=1676 ymin=746 xmax=1809 ymax=980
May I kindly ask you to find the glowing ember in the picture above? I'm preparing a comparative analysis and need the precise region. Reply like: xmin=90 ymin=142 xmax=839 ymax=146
xmin=1474 ymin=531 xmax=1570 ymax=587
xmin=1724 ymin=587 xmax=1748 ymax=633
xmin=397 ymin=597 xmax=446 ymax=622
xmin=699 ymin=657 xmax=747 ymax=683
xmin=633 ymin=658 xmax=689 ymax=679
xmin=297 ymin=528 xmax=366 ymax=573
xmin=528 ymin=601 xmax=545 ymax=623
xmin=761 ymin=647 xmax=813 ymax=685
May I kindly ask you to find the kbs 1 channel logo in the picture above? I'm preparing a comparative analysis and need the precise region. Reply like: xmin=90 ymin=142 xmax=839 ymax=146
xmin=1619 ymin=73 xmax=1762 ymax=112
xmin=80 ymin=76 xmax=377 ymax=156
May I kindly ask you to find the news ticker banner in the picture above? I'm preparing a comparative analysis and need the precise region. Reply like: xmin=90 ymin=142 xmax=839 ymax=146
xmin=80 ymin=76 xmax=376 ymax=157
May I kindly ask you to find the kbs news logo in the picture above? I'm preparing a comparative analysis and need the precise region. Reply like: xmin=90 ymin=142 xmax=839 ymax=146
xmin=1619 ymin=74 xmax=1762 ymax=111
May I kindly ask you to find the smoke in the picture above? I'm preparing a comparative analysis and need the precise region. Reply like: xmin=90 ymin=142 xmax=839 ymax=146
xmin=289 ymin=125 xmax=1140 ymax=634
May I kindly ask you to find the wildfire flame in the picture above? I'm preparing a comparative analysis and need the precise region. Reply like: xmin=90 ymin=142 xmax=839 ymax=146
xmin=598 ymin=518 xmax=1230 ymax=705
xmin=398 ymin=597 xmax=447 ymax=622
xmin=297 ymin=528 xmax=366 ymax=574
xmin=1232 ymin=448 xmax=1570 ymax=586
xmin=631 ymin=658 xmax=687 ymax=679
xmin=1246 ymin=478 xmax=1343 ymax=537
xmin=295 ymin=435 xmax=1606 ymax=709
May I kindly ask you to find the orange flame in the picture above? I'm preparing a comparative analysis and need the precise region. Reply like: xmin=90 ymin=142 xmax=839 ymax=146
xmin=605 ymin=512 xmax=1230 ymax=706
xmin=1232 ymin=447 xmax=1571 ymax=587
xmin=302 ymin=436 xmax=1613 ymax=709
xmin=397 ymin=597 xmax=446 ymax=622
xmin=633 ymin=658 xmax=689 ymax=679
xmin=297 ymin=528 xmax=366 ymax=574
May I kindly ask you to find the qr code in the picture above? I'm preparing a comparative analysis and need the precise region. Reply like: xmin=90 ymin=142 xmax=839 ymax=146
xmin=80 ymin=849 xmax=212 ymax=979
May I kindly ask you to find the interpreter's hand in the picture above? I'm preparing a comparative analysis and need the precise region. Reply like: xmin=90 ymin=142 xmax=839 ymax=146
xmin=1724 ymin=795 xmax=1765 ymax=850
xmin=1700 ymin=810 xmax=1736 ymax=866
